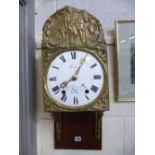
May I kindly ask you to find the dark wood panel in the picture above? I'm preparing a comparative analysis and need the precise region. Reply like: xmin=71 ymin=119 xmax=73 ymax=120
xmin=54 ymin=112 xmax=102 ymax=149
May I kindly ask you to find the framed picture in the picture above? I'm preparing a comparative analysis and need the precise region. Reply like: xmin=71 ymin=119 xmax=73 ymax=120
xmin=115 ymin=20 xmax=135 ymax=102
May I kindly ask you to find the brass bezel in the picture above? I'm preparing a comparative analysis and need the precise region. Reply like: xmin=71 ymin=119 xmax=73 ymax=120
xmin=115 ymin=20 xmax=135 ymax=102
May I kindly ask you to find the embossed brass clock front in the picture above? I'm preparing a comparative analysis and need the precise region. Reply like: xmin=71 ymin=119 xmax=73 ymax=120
xmin=42 ymin=6 xmax=109 ymax=112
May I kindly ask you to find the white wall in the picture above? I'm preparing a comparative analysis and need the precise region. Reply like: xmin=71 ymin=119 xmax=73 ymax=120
xmin=35 ymin=0 xmax=135 ymax=155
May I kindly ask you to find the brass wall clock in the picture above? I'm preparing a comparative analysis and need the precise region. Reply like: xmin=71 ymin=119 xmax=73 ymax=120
xmin=41 ymin=6 xmax=109 ymax=149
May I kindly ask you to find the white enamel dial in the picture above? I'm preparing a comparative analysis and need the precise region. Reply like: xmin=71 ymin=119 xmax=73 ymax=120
xmin=47 ymin=50 xmax=104 ymax=107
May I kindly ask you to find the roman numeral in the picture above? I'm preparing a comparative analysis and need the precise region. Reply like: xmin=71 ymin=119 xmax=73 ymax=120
xmin=71 ymin=52 xmax=76 ymax=59
xmin=52 ymin=66 xmax=59 ymax=70
xmin=60 ymin=55 xmax=66 ymax=62
xmin=52 ymin=85 xmax=60 ymax=94
xmin=74 ymin=97 xmax=78 ymax=104
xmin=61 ymin=94 xmax=67 ymax=102
xmin=49 ymin=77 xmax=56 ymax=81
xmin=85 ymin=95 xmax=90 ymax=100
xmin=90 ymin=63 xmax=97 ymax=68
xmin=91 ymin=85 xmax=98 ymax=93
xmin=93 ymin=75 xmax=101 ymax=80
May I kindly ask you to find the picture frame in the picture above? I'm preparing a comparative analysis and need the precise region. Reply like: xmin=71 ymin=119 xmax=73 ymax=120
xmin=115 ymin=20 xmax=135 ymax=102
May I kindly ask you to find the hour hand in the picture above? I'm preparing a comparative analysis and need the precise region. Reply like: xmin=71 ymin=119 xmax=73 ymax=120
xmin=60 ymin=81 xmax=68 ymax=89
xmin=59 ymin=74 xmax=78 ymax=89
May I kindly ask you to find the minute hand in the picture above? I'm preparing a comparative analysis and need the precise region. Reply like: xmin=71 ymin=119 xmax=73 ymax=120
xmin=59 ymin=55 xmax=88 ymax=89
xmin=74 ymin=54 xmax=88 ymax=76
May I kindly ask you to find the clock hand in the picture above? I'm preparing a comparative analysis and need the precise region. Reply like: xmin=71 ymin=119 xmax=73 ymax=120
xmin=59 ymin=74 xmax=78 ymax=89
xmin=59 ymin=81 xmax=67 ymax=89
xmin=74 ymin=54 xmax=88 ymax=77
xmin=59 ymin=79 xmax=71 ymax=89
xmin=59 ymin=55 xmax=88 ymax=89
